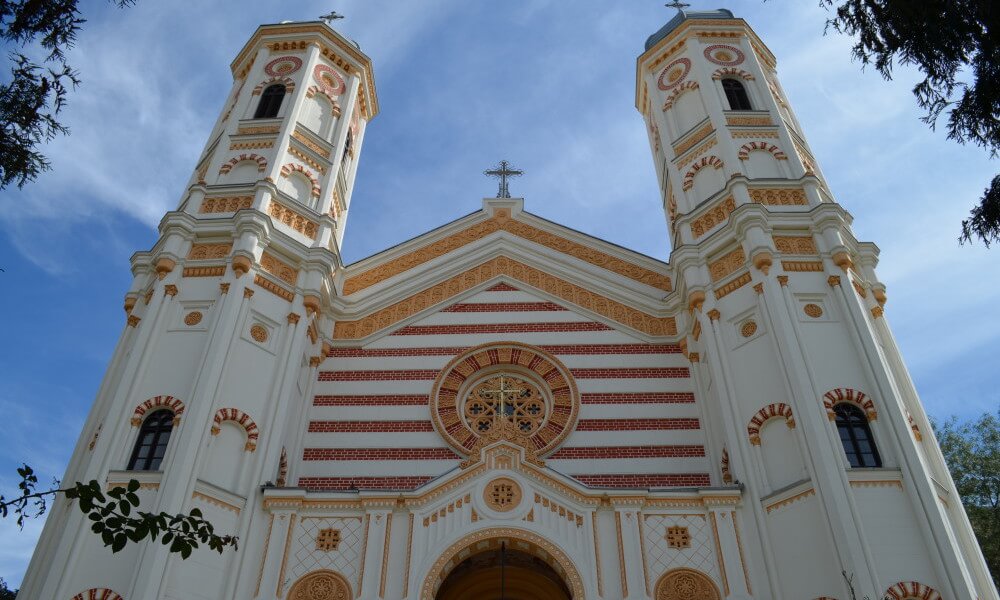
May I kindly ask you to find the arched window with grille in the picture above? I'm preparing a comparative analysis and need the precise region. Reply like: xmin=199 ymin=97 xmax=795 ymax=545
xmin=128 ymin=409 xmax=174 ymax=471
xmin=254 ymin=84 xmax=286 ymax=119
xmin=834 ymin=403 xmax=881 ymax=467
xmin=722 ymin=78 xmax=753 ymax=111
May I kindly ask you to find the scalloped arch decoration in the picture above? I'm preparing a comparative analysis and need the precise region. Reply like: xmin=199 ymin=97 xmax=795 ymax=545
xmin=280 ymin=163 xmax=321 ymax=198
xmin=747 ymin=403 xmax=795 ymax=446
xmin=72 ymin=588 xmax=125 ymax=600
xmin=219 ymin=153 xmax=268 ymax=175
xmin=682 ymin=155 xmax=724 ymax=191
xmin=131 ymin=395 xmax=185 ymax=427
xmin=884 ymin=581 xmax=942 ymax=600
xmin=655 ymin=568 xmax=721 ymax=600
xmin=211 ymin=408 xmax=260 ymax=451
xmin=305 ymin=86 xmax=344 ymax=115
xmin=822 ymin=388 xmax=877 ymax=422
xmin=738 ymin=141 xmax=788 ymax=161
xmin=252 ymin=76 xmax=295 ymax=96
xmin=662 ymin=80 xmax=700 ymax=111
xmin=712 ymin=67 xmax=755 ymax=81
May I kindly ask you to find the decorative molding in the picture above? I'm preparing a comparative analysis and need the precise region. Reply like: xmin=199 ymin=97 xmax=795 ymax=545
xmin=772 ymin=234 xmax=817 ymax=255
xmin=748 ymin=187 xmax=807 ymax=205
xmin=711 ymin=66 xmax=754 ymax=80
xmin=219 ymin=153 xmax=267 ymax=174
xmin=704 ymin=44 xmax=745 ymax=66
xmin=260 ymin=252 xmax=299 ymax=286
xmin=657 ymin=57 xmax=692 ymax=91
xmin=268 ymin=199 xmax=319 ymax=239
xmin=251 ymin=75 xmax=295 ymax=96
xmin=292 ymin=130 xmax=332 ymax=158
xmin=765 ymin=488 xmax=815 ymax=513
xmin=715 ymin=272 xmax=751 ymax=299
xmin=654 ymin=568 xmax=721 ymax=600
xmin=781 ymin=260 xmax=823 ymax=272
xmin=690 ymin=196 xmax=735 ymax=239
xmin=236 ymin=124 xmax=280 ymax=136
xmin=71 ymin=589 xmax=125 ymax=600
xmin=721 ymin=448 xmax=732 ymax=484
xmin=288 ymin=145 xmax=326 ymax=174
xmin=725 ymin=115 xmax=773 ymax=127
xmin=729 ymin=129 xmax=778 ymax=139
xmin=738 ymin=141 xmax=787 ymax=161
xmin=672 ymin=122 xmax=714 ymax=156
xmin=199 ymin=196 xmax=253 ymax=213
xmin=286 ymin=569 xmax=353 ymax=600
xmin=264 ymin=55 xmax=302 ymax=77
xmin=188 ymin=243 xmax=232 ymax=260
xmin=822 ymin=388 xmax=877 ymax=421
xmin=682 ymin=155 xmax=724 ymax=191
xmin=279 ymin=162 xmax=321 ymax=198
xmin=828 ymin=275 xmax=841 ymax=287
xmin=211 ymin=407 xmax=260 ymax=451
xmin=183 ymin=266 xmax=226 ymax=278
xmin=709 ymin=247 xmax=746 ymax=282
xmin=335 ymin=256 xmax=677 ymax=339
xmin=343 ymin=213 xmax=671 ymax=294
xmin=747 ymin=403 xmax=795 ymax=445
xmin=884 ymin=581 xmax=942 ymax=600
xmin=131 ymin=395 xmax=185 ymax=427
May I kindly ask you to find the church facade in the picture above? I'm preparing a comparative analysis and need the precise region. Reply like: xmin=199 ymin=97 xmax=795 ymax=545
xmin=18 ymin=10 xmax=998 ymax=600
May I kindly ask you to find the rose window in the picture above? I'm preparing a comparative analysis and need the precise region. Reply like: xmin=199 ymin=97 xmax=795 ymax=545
xmin=464 ymin=374 xmax=546 ymax=435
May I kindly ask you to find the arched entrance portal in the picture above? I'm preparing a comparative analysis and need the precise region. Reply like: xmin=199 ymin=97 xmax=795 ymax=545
xmin=436 ymin=545 xmax=571 ymax=600
xmin=422 ymin=528 xmax=584 ymax=600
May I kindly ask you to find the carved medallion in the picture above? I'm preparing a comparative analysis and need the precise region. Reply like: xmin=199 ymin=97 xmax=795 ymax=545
xmin=656 ymin=568 xmax=721 ymax=600
xmin=184 ymin=311 xmax=203 ymax=326
xmin=484 ymin=477 xmax=522 ymax=512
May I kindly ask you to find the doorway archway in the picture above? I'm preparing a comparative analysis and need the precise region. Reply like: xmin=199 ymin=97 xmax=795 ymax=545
xmin=421 ymin=528 xmax=584 ymax=599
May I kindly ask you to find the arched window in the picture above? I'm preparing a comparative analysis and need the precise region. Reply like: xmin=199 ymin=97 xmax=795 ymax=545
xmin=128 ymin=409 xmax=174 ymax=471
xmin=254 ymin=84 xmax=286 ymax=119
xmin=834 ymin=404 xmax=881 ymax=468
xmin=722 ymin=79 xmax=753 ymax=111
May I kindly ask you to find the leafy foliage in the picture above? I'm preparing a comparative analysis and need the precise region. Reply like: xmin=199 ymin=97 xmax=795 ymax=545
xmin=821 ymin=0 xmax=1000 ymax=246
xmin=934 ymin=411 xmax=1000 ymax=583
xmin=1 ymin=464 xmax=238 ymax=559
xmin=0 ymin=578 xmax=16 ymax=600
xmin=0 ymin=0 xmax=134 ymax=190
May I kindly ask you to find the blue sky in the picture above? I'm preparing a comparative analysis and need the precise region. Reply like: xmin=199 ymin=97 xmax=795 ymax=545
xmin=1 ymin=0 xmax=997 ymax=587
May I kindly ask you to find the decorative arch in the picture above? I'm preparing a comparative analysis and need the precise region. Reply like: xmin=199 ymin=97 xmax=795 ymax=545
xmin=747 ymin=403 xmax=795 ymax=446
xmin=822 ymin=388 xmax=877 ymax=422
xmin=71 ymin=589 xmax=125 ymax=600
xmin=682 ymin=155 xmax=724 ymax=191
xmin=286 ymin=569 xmax=352 ymax=600
xmin=420 ymin=527 xmax=585 ymax=600
xmin=252 ymin=76 xmax=295 ymax=96
xmin=712 ymin=67 xmax=755 ymax=81
xmin=211 ymin=408 xmax=259 ymax=451
xmin=654 ymin=567 xmax=721 ymax=600
xmin=131 ymin=395 xmax=185 ymax=426
xmin=219 ymin=153 xmax=267 ymax=175
xmin=662 ymin=80 xmax=700 ymax=110
xmin=738 ymin=141 xmax=788 ymax=161
xmin=884 ymin=581 xmax=942 ymax=600
xmin=280 ymin=163 xmax=321 ymax=198
xmin=305 ymin=85 xmax=344 ymax=115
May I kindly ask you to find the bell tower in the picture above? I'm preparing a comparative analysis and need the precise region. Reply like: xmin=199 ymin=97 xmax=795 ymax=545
xmin=637 ymin=9 xmax=997 ymax=600
xmin=17 ymin=20 xmax=378 ymax=600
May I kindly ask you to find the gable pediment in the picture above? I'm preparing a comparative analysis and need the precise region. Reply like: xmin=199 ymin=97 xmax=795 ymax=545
xmin=341 ymin=201 xmax=672 ymax=296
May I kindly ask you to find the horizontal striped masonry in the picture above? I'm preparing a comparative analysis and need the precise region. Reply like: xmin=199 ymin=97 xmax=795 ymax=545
xmin=572 ymin=474 xmax=711 ymax=488
xmin=308 ymin=420 xmax=436 ymax=432
xmin=303 ymin=448 xmax=459 ymax=461
xmin=314 ymin=395 xmax=429 ymax=406
xmin=575 ymin=418 xmax=700 ymax=431
xmin=581 ymin=392 xmax=695 ymax=404
xmin=570 ymin=367 xmax=690 ymax=378
xmin=298 ymin=476 xmax=435 ymax=491
xmin=297 ymin=474 xmax=712 ymax=491
xmin=441 ymin=302 xmax=566 ymax=312
xmin=391 ymin=322 xmax=613 ymax=335
xmin=318 ymin=369 xmax=439 ymax=381
xmin=306 ymin=418 xmax=699 ymax=432
xmin=549 ymin=445 xmax=705 ymax=459
xmin=325 ymin=344 xmax=682 ymax=358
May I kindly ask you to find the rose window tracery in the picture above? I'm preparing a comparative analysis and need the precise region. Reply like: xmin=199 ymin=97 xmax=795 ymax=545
xmin=464 ymin=374 xmax=546 ymax=435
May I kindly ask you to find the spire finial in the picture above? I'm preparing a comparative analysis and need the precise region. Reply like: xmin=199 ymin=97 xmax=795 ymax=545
xmin=665 ymin=1 xmax=691 ymax=13
xmin=319 ymin=10 xmax=345 ymax=24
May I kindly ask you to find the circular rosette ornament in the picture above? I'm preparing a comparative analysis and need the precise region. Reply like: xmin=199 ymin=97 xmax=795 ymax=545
xmin=430 ymin=342 xmax=580 ymax=457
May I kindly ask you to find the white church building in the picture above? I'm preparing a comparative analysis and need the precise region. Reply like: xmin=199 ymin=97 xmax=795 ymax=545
xmin=17 ymin=9 xmax=999 ymax=600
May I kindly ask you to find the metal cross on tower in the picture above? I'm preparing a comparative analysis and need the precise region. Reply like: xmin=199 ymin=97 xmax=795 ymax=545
xmin=484 ymin=160 xmax=524 ymax=198
xmin=319 ymin=11 xmax=345 ymax=24
xmin=665 ymin=1 xmax=691 ymax=12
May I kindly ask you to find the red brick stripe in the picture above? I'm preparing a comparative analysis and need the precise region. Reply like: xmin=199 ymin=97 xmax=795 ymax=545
xmin=486 ymin=283 xmax=519 ymax=291
xmin=571 ymin=367 xmax=690 ymax=379
xmin=581 ymin=392 xmax=695 ymax=404
xmin=572 ymin=473 xmax=711 ymax=488
xmin=576 ymin=418 xmax=700 ymax=431
xmin=308 ymin=420 xmax=435 ymax=432
xmin=550 ymin=445 xmax=705 ymax=459
xmin=302 ymin=448 xmax=459 ymax=460
xmin=318 ymin=369 xmax=439 ymax=381
xmin=298 ymin=476 xmax=435 ymax=491
xmin=326 ymin=344 xmax=681 ymax=358
xmin=441 ymin=302 xmax=566 ymax=312
xmin=314 ymin=395 xmax=429 ymax=406
xmin=391 ymin=322 xmax=613 ymax=335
